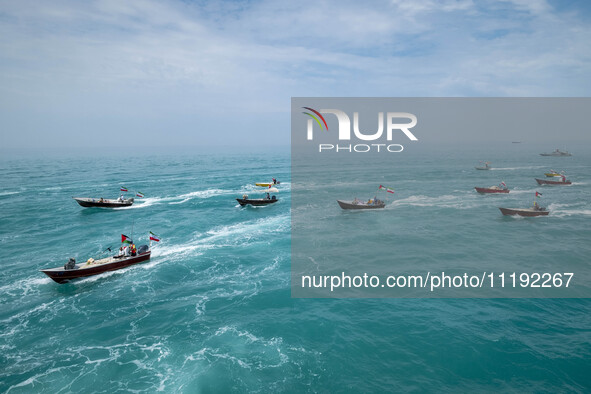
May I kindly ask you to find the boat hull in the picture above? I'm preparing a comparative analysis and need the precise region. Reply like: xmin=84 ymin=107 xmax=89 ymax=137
xmin=499 ymin=207 xmax=549 ymax=217
xmin=535 ymin=178 xmax=571 ymax=185
xmin=475 ymin=167 xmax=490 ymax=170
xmin=41 ymin=251 xmax=151 ymax=283
xmin=475 ymin=187 xmax=509 ymax=194
xmin=337 ymin=200 xmax=386 ymax=210
xmin=73 ymin=197 xmax=134 ymax=208
xmin=236 ymin=198 xmax=278 ymax=206
xmin=255 ymin=182 xmax=280 ymax=187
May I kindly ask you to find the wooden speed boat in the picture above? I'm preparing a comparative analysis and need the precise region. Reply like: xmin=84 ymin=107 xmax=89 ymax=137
xmin=41 ymin=245 xmax=151 ymax=283
xmin=73 ymin=197 xmax=134 ymax=208
xmin=499 ymin=207 xmax=549 ymax=217
xmin=535 ymin=178 xmax=571 ymax=185
xmin=475 ymin=186 xmax=509 ymax=194
xmin=337 ymin=199 xmax=386 ymax=210
xmin=255 ymin=182 xmax=280 ymax=187
xmin=237 ymin=196 xmax=278 ymax=206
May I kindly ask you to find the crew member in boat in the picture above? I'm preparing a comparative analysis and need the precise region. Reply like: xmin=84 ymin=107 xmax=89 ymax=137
xmin=131 ymin=244 xmax=137 ymax=256
xmin=272 ymin=178 xmax=277 ymax=185
xmin=118 ymin=195 xmax=124 ymax=202
xmin=353 ymin=198 xmax=359 ymax=205
xmin=266 ymin=193 xmax=271 ymax=200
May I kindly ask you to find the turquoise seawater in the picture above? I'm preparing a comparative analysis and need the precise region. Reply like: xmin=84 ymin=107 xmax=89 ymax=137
xmin=1 ymin=146 xmax=591 ymax=392
xmin=292 ymin=142 xmax=591 ymax=297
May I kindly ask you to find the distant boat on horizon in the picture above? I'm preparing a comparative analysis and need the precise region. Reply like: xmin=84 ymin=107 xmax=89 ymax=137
xmin=512 ymin=141 xmax=521 ymax=143
xmin=540 ymin=149 xmax=572 ymax=157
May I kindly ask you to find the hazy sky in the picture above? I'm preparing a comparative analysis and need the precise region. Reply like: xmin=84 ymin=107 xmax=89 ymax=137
xmin=1 ymin=0 xmax=590 ymax=149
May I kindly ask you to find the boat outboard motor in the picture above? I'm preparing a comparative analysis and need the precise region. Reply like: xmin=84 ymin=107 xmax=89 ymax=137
xmin=271 ymin=195 xmax=276 ymax=200
xmin=138 ymin=244 xmax=149 ymax=254
xmin=64 ymin=257 xmax=76 ymax=270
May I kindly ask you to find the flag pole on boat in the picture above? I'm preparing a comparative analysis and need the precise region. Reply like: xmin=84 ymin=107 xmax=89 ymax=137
xmin=534 ymin=191 xmax=542 ymax=209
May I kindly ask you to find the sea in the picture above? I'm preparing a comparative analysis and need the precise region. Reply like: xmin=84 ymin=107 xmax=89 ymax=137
xmin=1 ymin=144 xmax=590 ymax=392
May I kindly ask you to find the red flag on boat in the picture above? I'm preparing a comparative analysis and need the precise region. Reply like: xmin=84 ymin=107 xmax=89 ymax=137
xmin=379 ymin=185 xmax=395 ymax=194
xmin=149 ymin=231 xmax=160 ymax=242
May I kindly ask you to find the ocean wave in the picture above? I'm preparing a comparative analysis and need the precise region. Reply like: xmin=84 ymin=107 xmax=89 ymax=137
xmin=116 ymin=185 xmax=289 ymax=209
xmin=169 ymin=188 xmax=233 ymax=204
xmin=0 ymin=277 xmax=52 ymax=301
xmin=151 ymin=215 xmax=289 ymax=263
xmin=490 ymin=165 xmax=545 ymax=171
xmin=547 ymin=203 xmax=591 ymax=217
xmin=390 ymin=194 xmax=479 ymax=209
xmin=509 ymin=188 xmax=538 ymax=195
xmin=183 ymin=325 xmax=305 ymax=371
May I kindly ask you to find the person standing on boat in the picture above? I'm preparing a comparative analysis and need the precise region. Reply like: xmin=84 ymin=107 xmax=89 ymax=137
xmin=266 ymin=192 xmax=271 ymax=200
xmin=272 ymin=178 xmax=277 ymax=185
xmin=131 ymin=244 xmax=137 ymax=256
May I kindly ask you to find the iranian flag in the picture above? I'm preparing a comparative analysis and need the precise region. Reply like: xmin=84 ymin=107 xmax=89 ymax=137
xmin=120 ymin=187 xmax=128 ymax=192
xmin=121 ymin=234 xmax=132 ymax=244
xmin=379 ymin=185 xmax=395 ymax=194
xmin=136 ymin=191 xmax=144 ymax=198
xmin=149 ymin=231 xmax=160 ymax=242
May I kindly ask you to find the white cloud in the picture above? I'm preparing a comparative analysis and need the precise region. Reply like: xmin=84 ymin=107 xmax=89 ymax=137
xmin=0 ymin=0 xmax=590 ymax=147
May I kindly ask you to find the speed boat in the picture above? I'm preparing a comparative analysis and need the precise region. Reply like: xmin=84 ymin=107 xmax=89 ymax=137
xmin=337 ymin=199 xmax=386 ymax=210
xmin=475 ymin=162 xmax=491 ymax=170
xmin=237 ymin=192 xmax=278 ymax=206
xmin=41 ymin=245 xmax=151 ymax=283
xmin=475 ymin=186 xmax=510 ymax=194
xmin=535 ymin=178 xmax=571 ymax=185
xmin=73 ymin=197 xmax=134 ymax=208
xmin=544 ymin=170 xmax=562 ymax=177
xmin=255 ymin=179 xmax=280 ymax=187
xmin=499 ymin=207 xmax=549 ymax=217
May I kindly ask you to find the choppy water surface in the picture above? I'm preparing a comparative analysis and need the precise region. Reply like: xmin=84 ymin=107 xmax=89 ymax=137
xmin=1 ymin=146 xmax=590 ymax=392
